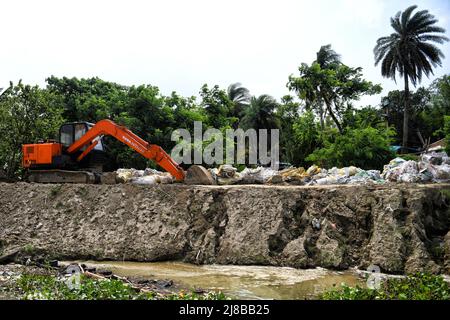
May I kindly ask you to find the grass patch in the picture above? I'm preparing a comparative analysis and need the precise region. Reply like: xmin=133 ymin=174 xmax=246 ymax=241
xmin=50 ymin=185 xmax=62 ymax=197
xmin=23 ymin=244 xmax=35 ymax=255
xmin=320 ymin=273 xmax=450 ymax=300
xmin=399 ymin=154 xmax=420 ymax=162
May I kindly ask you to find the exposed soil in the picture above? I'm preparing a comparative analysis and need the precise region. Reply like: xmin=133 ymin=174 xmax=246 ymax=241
xmin=0 ymin=182 xmax=449 ymax=274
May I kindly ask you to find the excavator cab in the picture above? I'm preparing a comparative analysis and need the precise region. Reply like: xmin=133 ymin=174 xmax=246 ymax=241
xmin=59 ymin=122 xmax=105 ymax=152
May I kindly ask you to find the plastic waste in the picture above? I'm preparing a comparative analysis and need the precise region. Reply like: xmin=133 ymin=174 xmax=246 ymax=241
xmin=421 ymin=152 xmax=449 ymax=165
xmin=116 ymin=168 xmax=173 ymax=184
xmin=279 ymin=167 xmax=307 ymax=181
xmin=240 ymin=167 xmax=279 ymax=184
xmin=306 ymin=165 xmax=321 ymax=176
xmin=217 ymin=165 xmax=237 ymax=178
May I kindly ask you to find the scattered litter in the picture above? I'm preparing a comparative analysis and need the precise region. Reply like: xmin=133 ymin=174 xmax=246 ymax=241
xmin=311 ymin=218 xmax=321 ymax=230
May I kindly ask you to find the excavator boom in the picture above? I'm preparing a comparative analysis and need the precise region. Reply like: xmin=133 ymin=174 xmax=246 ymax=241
xmin=66 ymin=119 xmax=185 ymax=181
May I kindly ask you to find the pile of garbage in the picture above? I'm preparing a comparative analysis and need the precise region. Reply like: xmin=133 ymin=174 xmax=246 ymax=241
xmin=382 ymin=152 xmax=450 ymax=183
xmin=205 ymin=151 xmax=450 ymax=186
xmin=112 ymin=151 xmax=450 ymax=186
xmin=115 ymin=168 xmax=173 ymax=185
xmin=207 ymin=164 xmax=382 ymax=186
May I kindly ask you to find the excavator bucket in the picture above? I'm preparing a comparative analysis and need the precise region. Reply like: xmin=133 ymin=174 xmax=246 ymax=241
xmin=184 ymin=165 xmax=215 ymax=185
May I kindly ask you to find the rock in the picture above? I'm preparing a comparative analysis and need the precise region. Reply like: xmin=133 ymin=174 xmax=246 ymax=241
xmin=316 ymin=232 xmax=344 ymax=268
xmin=100 ymin=172 xmax=117 ymax=184
xmin=185 ymin=165 xmax=215 ymax=185
xmin=281 ymin=236 xmax=309 ymax=268
xmin=367 ymin=190 xmax=406 ymax=273
xmin=97 ymin=269 xmax=113 ymax=276
xmin=268 ymin=175 xmax=283 ymax=184
xmin=444 ymin=231 xmax=450 ymax=274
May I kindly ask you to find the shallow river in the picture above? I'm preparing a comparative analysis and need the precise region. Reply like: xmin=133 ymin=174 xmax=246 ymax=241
xmin=74 ymin=261 xmax=365 ymax=299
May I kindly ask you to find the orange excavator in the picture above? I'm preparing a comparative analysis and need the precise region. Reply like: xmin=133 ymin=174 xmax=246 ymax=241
xmin=21 ymin=119 xmax=205 ymax=184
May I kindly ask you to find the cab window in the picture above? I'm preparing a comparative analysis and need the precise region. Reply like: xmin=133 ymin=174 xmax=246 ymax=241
xmin=60 ymin=124 xmax=74 ymax=147
xmin=74 ymin=123 xmax=87 ymax=142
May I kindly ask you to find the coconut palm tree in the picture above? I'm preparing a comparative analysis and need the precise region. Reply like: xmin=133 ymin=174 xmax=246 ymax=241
xmin=241 ymin=94 xmax=279 ymax=131
xmin=316 ymin=44 xmax=341 ymax=68
xmin=227 ymin=82 xmax=251 ymax=118
xmin=374 ymin=5 xmax=448 ymax=149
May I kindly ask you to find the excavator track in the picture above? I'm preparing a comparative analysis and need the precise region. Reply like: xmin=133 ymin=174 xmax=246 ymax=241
xmin=27 ymin=170 xmax=97 ymax=184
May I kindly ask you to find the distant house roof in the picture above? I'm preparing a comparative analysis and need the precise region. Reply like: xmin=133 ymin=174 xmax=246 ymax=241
xmin=428 ymin=139 xmax=446 ymax=152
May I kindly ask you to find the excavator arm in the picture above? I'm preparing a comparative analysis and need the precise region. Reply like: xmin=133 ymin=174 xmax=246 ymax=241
xmin=67 ymin=119 xmax=185 ymax=181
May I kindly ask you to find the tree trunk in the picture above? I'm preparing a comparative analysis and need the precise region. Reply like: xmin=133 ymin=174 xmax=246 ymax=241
xmin=402 ymin=74 xmax=409 ymax=151
xmin=322 ymin=94 xmax=343 ymax=134
xmin=318 ymin=105 xmax=325 ymax=130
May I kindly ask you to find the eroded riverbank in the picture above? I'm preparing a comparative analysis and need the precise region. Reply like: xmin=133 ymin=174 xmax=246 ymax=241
xmin=1 ymin=183 xmax=449 ymax=274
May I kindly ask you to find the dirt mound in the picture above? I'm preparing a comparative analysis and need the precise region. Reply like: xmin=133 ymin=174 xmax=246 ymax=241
xmin=0 ymin=182 xmax=449 ymax=274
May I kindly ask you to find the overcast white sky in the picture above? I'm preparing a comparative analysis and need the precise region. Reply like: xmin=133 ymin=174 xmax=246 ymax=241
xmin=0 ymin=0 xmax=449 ymax=107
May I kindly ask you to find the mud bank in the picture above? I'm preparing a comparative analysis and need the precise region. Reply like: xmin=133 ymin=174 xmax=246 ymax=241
xmin=0 ymin=182 xmax=449 ymax=274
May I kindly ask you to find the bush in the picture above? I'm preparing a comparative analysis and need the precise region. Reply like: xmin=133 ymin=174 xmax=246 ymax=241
xmin=306 ymin=126 xmax=396 ymax=170
xmin=444 ymin=115 xmax=450 ymax=155
xmin=320 ymin=273 xmax=450 ymax=300
xmin=16 ymin=273 xmax=227 ymax=300
xmin=291 ymin=111 xmax=322 ymax=167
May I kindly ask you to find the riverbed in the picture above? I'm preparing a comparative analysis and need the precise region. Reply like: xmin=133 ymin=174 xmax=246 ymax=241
xmin=71 ymin=261 xmax=365 ymax=299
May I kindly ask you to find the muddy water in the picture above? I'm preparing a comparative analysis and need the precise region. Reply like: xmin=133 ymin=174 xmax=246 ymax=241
xmin=74 ymin=261 xmax=365 ymax=300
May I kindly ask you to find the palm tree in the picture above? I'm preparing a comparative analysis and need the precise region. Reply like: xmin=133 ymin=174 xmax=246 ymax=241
xmin=241 ymin=94 xmax=279 ymax=130
xmin=227 ymin=82 xmax=251 ymax=118
xmin=374 ymin=5 xmax=448 ymax=150
xmin=316 ymin=44 xmax=341 ymax=68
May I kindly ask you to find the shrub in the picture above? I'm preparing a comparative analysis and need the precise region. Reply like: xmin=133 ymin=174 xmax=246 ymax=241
xmin=444 ymin=115 xmax=450 ymax=154
xmin=306 ymin=126 xmax=396 ymax=170
xmin=320 ymin=273 xmax=450 ymax=300
xmin=16 ymin=273 xmax=228 ymax=300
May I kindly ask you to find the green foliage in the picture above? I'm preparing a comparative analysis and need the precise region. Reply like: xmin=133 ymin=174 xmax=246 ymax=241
xmin=381 ymin=87 xmax=432 ymax=146
xmin=0 ymin=69 xmax=447 ymax=177
xmin=288 ymin=46 xmax=382 ymax=133
xmin=0 ymin=81 xmax=64 ymax=178
xmin=321 ymin=273 xmax=450 ymax=300
xmin=400 ymin=154 xmax=420 ymax=161
xmin=291 ymin=111 xmax=321 ymax=167
xmin=16 ymin=273 xmax=227 ymax=300
xmin=18 ymin=274 xmax=149 ymax=300
xmin=277 ymin=95 xmax=306 ymax=166
xmin=241 ymin=95 xmax=280 ymax=130
xmin=200 ymin=84 xmax=236 ymax=129
xmin=444 ymin=116 xmax=450 ymax=154
xmin=306 ymin=126 xmax=396 ymax=170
